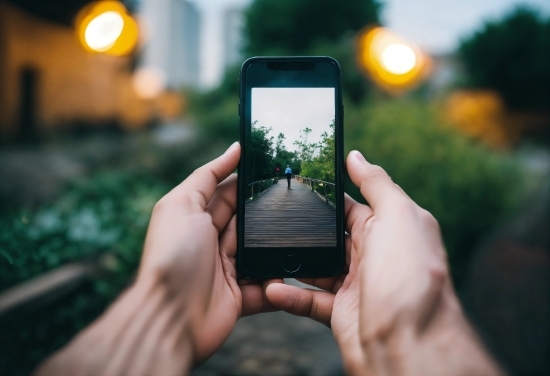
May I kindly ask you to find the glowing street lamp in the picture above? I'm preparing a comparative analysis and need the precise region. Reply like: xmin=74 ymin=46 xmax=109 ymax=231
xmin=75 ymin=1 xmax=139 ymax=56
xmin=356 ymin=27 xmax=430 ymax=93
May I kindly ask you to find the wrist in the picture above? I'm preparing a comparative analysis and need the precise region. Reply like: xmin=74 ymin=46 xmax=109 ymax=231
xmin=384 ymin=296 xmax=504 ymax=376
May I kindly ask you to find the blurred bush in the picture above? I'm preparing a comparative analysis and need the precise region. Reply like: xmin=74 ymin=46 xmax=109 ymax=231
xmin=459 ymin=6 xmax=550 ymax=114
xmin=245 ymin=0 xmax=380 ymax=56
xmin=0 ymin=171 xmax=167 ymax=291
xmin=0 ymin=139 xmax=222 ymax=374
xmin=344 ymin=98 xmax=525 ymax=283
xmin=0 ymin=170 xmax=163 ymax=374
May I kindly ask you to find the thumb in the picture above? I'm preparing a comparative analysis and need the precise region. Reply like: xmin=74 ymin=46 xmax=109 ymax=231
xmin=346 ymin=150 xmax=402 ymax=211
xmin=265 ymin=283 xmax=335 ymax=327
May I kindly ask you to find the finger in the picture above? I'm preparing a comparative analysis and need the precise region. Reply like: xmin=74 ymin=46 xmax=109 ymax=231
xmin=265 ymin=283 xmax=335 ymax=327
xmin=240 ymin=279 xmax=282 ymax=316
xmin=206 ymin=175 xmax=237 ymax=235
xmin=346 ymin=150 xmax=405 ymax=211
xmin=237 ymin=278 xmax=261 ymax=286
xmin=345 ymin=233 xmax=352 ymax=271
xmin=219 ymin=216 xmax=237 ymax=279
xmin=345 ymin=193 xmax=374 ymax=238
xmin=295 ymin=233 xmax=351 ymax=293
xmin=169 ymin=142 xmax=240 ymax=211
xmin=344 ymin=194 xmax=372 ymax=234
xmin=296 ymin=277 xmax=338 ymax=292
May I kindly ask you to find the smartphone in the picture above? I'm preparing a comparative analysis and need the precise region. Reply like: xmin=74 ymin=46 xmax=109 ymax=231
xmin=237 ymin=56 xmax=345 ymax=278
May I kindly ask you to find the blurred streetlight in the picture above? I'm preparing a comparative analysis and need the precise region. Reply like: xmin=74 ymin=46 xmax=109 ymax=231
xmin=356 ymin=26 xmax=431 ymax=93
xmin=75 ymin=1 xmax=139 ymax=56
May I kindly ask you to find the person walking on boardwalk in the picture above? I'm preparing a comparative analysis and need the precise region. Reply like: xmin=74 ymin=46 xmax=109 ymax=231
xmin=285 ymin=165 xmax=292 ymax=189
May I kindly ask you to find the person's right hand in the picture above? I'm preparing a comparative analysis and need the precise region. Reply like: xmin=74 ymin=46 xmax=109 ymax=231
xmin=266 ymin=150 xmax=503 ymax=375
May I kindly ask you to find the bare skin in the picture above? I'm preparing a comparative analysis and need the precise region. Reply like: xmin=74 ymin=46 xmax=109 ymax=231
xmin=265 ymin=150 xmax=504 ymax=376
xmin=35 ymin=143 xmax=280 ymax=376
xmin=35 ymin=146 xmax=503 ymax=376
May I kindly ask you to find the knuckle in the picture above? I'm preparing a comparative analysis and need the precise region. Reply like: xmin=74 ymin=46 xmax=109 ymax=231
xmin=360 ymin=321 xmax=395 ymax=353
xmin=181 ymin=190 xmax=202 ymax=207
xmin=351 ymin=211 xmax=376 ymax=236
xmin=392 ymin=196 xmax=416 ymax=214
xmin=420 ymin=208 xmax=440 ymax=229
xmin=152 ymin=195 xmax=170 ymax=215
xmin=428 ymin=261 xmax=449 ymax=284
xmin=364 ymin=165 xmax=388 ymax=181
xmin=359 ymin=165 xmax=389 ymax=189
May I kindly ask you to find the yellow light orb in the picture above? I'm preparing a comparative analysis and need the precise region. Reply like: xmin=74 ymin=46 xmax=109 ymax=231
xmin=381 ymin=43 xmax=416 ymax=75
xmin=356 ymin=26 xmax=431 ymax=93
xmin=75 ymin=1 xmax=139 ymax=56
xmin=84 ymin=11 xmax=124 ymax=52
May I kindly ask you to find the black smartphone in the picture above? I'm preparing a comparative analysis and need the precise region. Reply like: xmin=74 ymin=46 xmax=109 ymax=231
xmin=237 ymin=56 xmax=345 ymax=278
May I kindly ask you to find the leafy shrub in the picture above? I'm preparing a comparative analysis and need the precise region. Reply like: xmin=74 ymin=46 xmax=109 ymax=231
xmin=0 ymin=139 xmax=220 ymax=374
xmin=459 ymin=6 xmax=550 ymax=113
xmin=344 ymin=98 xmax=524 ymax=283
xmin=0 ymin=171 xmax=165 ymax=290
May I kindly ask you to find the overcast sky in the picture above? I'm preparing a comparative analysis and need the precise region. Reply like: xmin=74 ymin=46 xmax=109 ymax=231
xmin=193 ymin=0 xmax=550 ymax=88
xmin=251 ymin=88 xmax=335 ymax=152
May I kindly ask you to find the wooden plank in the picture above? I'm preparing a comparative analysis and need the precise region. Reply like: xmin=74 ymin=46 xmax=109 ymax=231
xmin=245 ymin=179 xmax=337 ymax=247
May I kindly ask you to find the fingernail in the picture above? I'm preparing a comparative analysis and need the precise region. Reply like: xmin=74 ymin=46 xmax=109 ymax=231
xmin=225 ymin=141 xmax=239 ymax=153
xmin=353 ymin=150 xmax=366 ymax=163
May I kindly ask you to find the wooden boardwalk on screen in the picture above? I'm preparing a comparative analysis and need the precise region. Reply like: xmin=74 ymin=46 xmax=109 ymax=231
xmin=244 ymin=178 xmax=336 ymax=247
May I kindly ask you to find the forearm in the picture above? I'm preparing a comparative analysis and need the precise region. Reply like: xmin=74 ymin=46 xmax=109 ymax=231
xmin=411 ymin=315 xmax=505 ymax=376
xmin=35 ymin=274 xmax=194 ymax=376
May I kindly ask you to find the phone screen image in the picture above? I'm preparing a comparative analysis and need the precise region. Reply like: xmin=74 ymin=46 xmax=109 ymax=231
xmin=244 ymin=87 xmax=337 ymax=248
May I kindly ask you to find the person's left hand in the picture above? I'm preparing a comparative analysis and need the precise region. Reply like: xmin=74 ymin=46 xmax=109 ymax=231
xmin=36 ymin=143 xmax=280 ymax=376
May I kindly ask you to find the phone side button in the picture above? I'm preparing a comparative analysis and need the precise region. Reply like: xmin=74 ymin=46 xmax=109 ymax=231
xmin=281 ymin=255 xmax=301 ymax=273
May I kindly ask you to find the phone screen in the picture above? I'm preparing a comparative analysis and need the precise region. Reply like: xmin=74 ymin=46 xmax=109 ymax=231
xmin=238 ymin=57 xmax=344 ymax=277
xmin=244 ymin=87 xmax=337 ymax=248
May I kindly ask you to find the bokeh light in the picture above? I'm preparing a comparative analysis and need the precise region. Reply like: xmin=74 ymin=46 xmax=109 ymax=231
xmin=75 ymin=1 xmax=139 ymax=56
xmin=356 ymin=26 xmax=431 ymax=93
xmin=381 ymin=43 xmax=416 ymax=74
xmin=84 ymin=11 xmax=124 ymax=51
xmin=132 ymin=67 xmax=167 ymax=100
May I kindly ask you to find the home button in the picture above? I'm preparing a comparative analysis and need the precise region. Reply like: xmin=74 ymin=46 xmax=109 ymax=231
xmin=281 ymin=255 xmax=301 ymax=273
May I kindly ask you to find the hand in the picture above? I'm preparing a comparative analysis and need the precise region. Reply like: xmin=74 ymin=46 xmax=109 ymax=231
xmin=266 ymin=150 xmax=504 ymax=375
xmin=36 ymin=143 xmax=279 ymax=376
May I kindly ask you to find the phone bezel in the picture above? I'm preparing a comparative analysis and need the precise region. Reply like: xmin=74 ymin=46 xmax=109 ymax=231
xmin=237 ymin=56 xmax=345 ymax=278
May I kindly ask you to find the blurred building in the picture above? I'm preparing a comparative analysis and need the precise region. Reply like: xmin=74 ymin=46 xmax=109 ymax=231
xmin=222 ymin=6 xmax=244 ymax=69
xmin=0 ymin=2 xmax=154 ymax=139
xmin=139 ymin=0 xmax=201 ymax=88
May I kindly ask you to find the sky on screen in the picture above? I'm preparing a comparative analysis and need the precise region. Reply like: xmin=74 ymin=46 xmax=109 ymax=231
xmin=251 ymin=88 xmax=334 ymax=153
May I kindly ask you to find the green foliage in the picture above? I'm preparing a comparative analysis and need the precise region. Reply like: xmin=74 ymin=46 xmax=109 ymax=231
xmin=295 ymin=122 xmax=336 ymax=183
xmin=187 ymin=90 xmax=239 ymax=144
xmin=273 ymin=132 xmax=300 ymax=174
xmin=245 ymin=0 xmax=381 ymax=56
xmin=459 ymin=6 xmax=550 ymax=113
xmin=247 ymin=123 xmax=300 ymax=182
xmin=0 ymin=170 xmax=167 ymax=374
xmin=0 ymin=171 xmax=168 ymax=291
xmin=250 ymin=123 xmax=275 ymax=181
xmin=0 ymin=139 xmax=218 ymax=374
xmin=344 ymin=98 xmax=524 ymax=283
